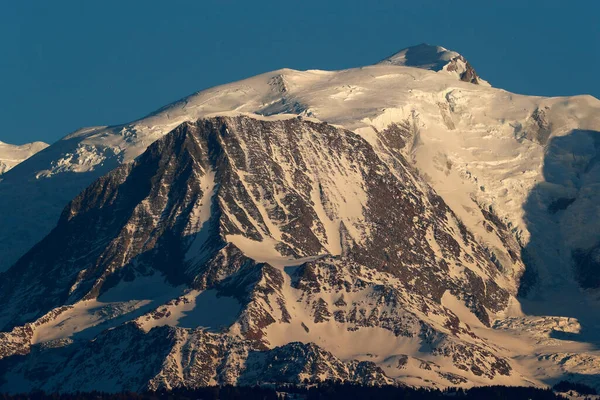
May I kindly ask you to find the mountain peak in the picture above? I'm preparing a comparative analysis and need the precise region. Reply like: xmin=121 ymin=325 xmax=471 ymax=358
xmin=377 ymin=43 xmax=488 ymax=85
xmin=379 ymin=43 xmax=458 ymax=71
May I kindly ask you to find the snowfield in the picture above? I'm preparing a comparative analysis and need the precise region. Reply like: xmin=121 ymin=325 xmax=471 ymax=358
xmin=0 ymin=140 xmax=48 ymax=175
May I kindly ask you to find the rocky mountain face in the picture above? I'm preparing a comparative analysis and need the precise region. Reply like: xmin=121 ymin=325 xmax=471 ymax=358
xmin=0 ymin=46 xmax=491 ymax=274
xmin=1 ymin=44 xmax=600 ymax=392
xmin=0 ymin=116 xmax=526 ymax=392
xmin=0 ymin=140 xmax=48 ymax=175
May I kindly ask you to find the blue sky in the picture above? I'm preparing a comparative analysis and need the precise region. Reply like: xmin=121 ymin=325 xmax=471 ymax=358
xmin=1 ymin=0 xmax=598 ymax=144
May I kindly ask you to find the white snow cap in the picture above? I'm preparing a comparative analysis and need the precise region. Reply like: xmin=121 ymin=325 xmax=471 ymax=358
xmin=377 ymin=43 xmax=488 ymax=86
xmin=378 ymin=43 xmax=461 ymax=71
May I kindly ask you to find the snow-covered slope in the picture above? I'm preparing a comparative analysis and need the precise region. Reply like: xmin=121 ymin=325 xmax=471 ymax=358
xmin=0 ymin=140 xmax=48 ymax=175
xmin=1 ymin=44 xmax=600 ymax=391
xmin=0 ymin=116 xmax=526 ymax=391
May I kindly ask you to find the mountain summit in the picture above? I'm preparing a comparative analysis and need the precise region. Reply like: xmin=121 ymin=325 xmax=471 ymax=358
xmin=378 ymin=43 xmax=488 ymax=85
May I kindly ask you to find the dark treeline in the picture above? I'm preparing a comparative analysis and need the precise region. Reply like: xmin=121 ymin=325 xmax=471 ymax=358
xmin=0 ymin=382 xmax=591 ymax=400
xmin=552 ymin=380 xmax=597 ymax=395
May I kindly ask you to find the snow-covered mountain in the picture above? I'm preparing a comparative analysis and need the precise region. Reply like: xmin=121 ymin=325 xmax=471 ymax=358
xmin=0 ymin=116 xmax=524 ymax=391
xmin=1 ymin=44 xmax=600 ymax=392
xmin=0 ymin=140 xmax=48 ymax=175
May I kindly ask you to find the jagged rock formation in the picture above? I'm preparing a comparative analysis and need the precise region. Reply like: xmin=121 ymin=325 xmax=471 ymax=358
xmin=0 ymin=116 xmax=525 ymax=392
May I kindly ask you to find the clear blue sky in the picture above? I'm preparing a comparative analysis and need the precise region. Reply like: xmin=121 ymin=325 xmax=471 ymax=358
xmin=1 ymin=0 xmax=598 ymax=144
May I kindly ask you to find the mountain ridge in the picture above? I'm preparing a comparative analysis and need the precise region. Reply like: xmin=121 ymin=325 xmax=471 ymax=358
xmin=0 ymin=115 xmax=526 ymax=391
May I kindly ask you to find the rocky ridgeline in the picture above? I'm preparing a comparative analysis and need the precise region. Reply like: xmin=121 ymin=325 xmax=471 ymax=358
xmin=0 ymin=116 xmax=524 ymax=392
